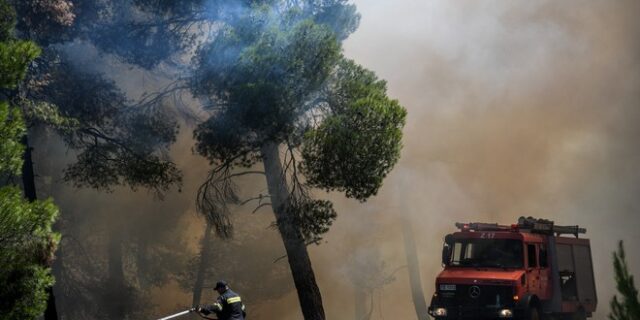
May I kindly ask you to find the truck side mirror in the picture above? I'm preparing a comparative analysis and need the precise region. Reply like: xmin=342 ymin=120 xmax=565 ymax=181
xmin=442 ymin=245 xmax=451 ymax=266
xmin=442 ymin=235 xmax=453 ymax=266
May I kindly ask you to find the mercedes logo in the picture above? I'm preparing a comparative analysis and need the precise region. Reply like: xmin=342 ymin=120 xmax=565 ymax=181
xmin=468 ymin=286 xmax=481 ymax=299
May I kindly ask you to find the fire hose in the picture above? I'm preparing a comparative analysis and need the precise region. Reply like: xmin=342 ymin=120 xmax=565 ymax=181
xmin=155 ymin=308 xmax=218 ymax=320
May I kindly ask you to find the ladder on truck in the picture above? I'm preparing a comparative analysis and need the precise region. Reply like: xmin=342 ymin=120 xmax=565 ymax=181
xmin=455 ymin=217 xmax=586 ymax=238
xmin=517 ymin=216 xmax=586 ymax=238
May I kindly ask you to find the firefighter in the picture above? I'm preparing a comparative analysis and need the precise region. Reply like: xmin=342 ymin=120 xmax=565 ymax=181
xmin=197 ymin=280 xmax=246 ymax=320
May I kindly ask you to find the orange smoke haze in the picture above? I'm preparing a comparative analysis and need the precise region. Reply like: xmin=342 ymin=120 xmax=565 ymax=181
xmin=322 ymin=0 xmax=640 ymax=319
xmin=38 ymin=1 xmax=640 ymax=319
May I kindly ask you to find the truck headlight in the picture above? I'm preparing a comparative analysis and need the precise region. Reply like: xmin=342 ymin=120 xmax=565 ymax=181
xmin=433 ymin=307 xmax=447 ymax=317
xmin=499 ymin=309 xmax=513 ymax=318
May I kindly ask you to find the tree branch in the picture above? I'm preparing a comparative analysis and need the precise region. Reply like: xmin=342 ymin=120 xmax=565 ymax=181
xmin=239 ymin=194 xmax=270 ymax=206
xmin=252 ymin=202 xmax=272 ymax=214
xmin=273 ymin=254 xmax=288 ymax=264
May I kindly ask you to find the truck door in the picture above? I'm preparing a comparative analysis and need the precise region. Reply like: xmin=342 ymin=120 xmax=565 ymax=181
xmin=538 ymin=244 xmax=551 ymax=299
xmin=526 ymin=243 xmax=540 ymax=294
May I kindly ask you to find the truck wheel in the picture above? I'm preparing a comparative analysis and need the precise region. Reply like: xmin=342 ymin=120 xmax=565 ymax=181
xmin=571 ymin=308 xmax=586 ymax=320
xmin=525 ymin=307 xmax=541 ymax=320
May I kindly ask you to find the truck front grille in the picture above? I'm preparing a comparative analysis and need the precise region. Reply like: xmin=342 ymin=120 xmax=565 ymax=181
xmin=439 ymin=284 xmax=514 ymax=309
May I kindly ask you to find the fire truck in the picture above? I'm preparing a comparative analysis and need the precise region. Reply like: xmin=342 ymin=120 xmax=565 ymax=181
xmin=427 ymin=217 xmax=597 ymax=320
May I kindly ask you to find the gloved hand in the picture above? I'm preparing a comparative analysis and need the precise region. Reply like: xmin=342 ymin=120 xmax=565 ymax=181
xmin=196 ymin=306 xmax=210 ymax=315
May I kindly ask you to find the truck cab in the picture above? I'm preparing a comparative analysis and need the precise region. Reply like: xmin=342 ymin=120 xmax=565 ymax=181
xmin=428 ymin=217 xmax=597 ymax=320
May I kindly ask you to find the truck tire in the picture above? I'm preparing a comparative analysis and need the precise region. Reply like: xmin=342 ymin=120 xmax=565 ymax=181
xmin=524 ymin=307 xmax=541 ymax=320
xmin=571 ymin=308 xmax=587 ymax=320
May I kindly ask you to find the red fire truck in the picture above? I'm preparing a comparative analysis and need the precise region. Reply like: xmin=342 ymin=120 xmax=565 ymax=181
xmin=428 ymin=217 xmax=597 ymax=320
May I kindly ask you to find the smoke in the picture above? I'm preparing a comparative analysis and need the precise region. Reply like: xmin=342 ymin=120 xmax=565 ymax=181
xmin=26 ymin=0 xmax=640 ymax=319
xmin=310 ymin=0 xmax=640 ymax=319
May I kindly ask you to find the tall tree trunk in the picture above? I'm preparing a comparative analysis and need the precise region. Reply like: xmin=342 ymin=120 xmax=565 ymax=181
xmin=260 ymin=142 xmax=326 ymax=320
xmin=106 ymin=233 xmax=126 ymax=319
xmin=354 ymin=289 xmax=369 ymax=320
xmin=21 ymin=134 xmax=60 ymax=320
xmin=192 ymin=223 xmax=213 ymax=307
xmin=21 ymin=135 xmax=37 ymax=201
xmin=402 ymin=218 xmax=428 ymax=319
xmin=44 ymin=288 xmax=59 ymax=320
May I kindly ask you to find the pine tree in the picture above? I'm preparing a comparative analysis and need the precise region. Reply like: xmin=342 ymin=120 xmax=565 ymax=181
xmin=610 ymin=241 xmax=640 ymax=320
xmin=0 ymin=2 xmax=60 ymax=318
xmin=191 ymin=3 xmax=405 ymax=318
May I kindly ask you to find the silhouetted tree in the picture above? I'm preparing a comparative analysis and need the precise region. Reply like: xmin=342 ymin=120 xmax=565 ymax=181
xmin=11 ymin=0 xmax=216 ymax=68
xmin=191 ymin=223 xmax=214 ymax=307
xmin=180 ymin=220 xmax=293 ymax=312
xmin=348 ymin=248 xmax=398 ymax=320
xmin=6 ymin=1 xmax=187 ymax=317
xmin=610 ymin=241 xmax=640 ymax=320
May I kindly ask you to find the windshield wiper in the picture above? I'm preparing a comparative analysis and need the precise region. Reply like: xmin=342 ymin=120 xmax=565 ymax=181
xmin=460 ymin=259 xmax=480 ymax=266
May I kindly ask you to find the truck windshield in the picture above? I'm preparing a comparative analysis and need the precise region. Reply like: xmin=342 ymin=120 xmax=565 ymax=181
xmin=449 ymin=239 xmax=523 ymax=268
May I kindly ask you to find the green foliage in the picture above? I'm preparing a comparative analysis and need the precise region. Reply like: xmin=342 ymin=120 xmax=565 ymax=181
xmin=610 ymin=241 xmax=640 ymax=320
xmin=13 ymin=0 xmax=220 ymax=68
xmin=61 ymin=98 xmax=181 ymax=193
xmin=301 ymin=60 xmax=406 ymax=201
xmin=193 ymin=14 xmax=342 ymax=164
xmin=0 ymin=265 xmax=54 ymax=320
xmin=28 ymin=61 xmax=182 ymax=193
xmin=0 ymin=187 xmax=60 ymax=320
xmin=19 ymin=99 xmax=80 ymax=130
xmin=192 ymin=3 xmax=406 ymax=241
xmin=0 ymin=5 xmax=60 ymax=317
xmin=65 ymin=149 xmax=182 ymax=193
xmin=12 ymin=0 xmax=91 ymax=46
xmin=0 ymin=0 xmax=40 ymax=88
xmin=288 ymin=199 xmax=336 ymax=244
xmin=0 ymin=0 xmax=16 ymax=41
xmin=323 ymin=58 xmax=389 ymax=113
xmin=0 ymin=40 xmax=41 ymax=89
xmin=312 ymin=1 xmax=360 ymax=40
xmin=0 ymin=101 xmax=25 ymax=175
xmin=93 ymin=20 xmax=187 ymax=69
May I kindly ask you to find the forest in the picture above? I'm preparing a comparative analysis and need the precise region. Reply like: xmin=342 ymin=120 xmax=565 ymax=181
xmin=1 ymin=0 xmax=406 ymax=319
xmin=1 ymin=0 xmax=640 ymax=320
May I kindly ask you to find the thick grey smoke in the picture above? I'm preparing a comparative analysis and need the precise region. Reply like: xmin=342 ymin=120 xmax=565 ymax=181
xmin=33 ymin=0 xmax=640 ymax=319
